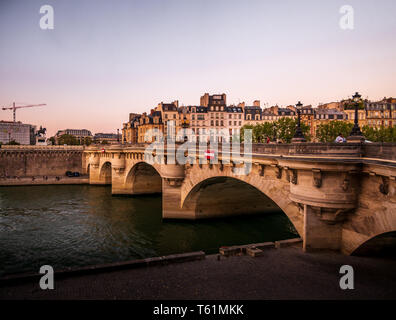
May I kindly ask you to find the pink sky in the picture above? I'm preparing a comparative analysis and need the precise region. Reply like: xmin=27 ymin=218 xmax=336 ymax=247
xmin=0 ymin=0 xmax=395 ymax=137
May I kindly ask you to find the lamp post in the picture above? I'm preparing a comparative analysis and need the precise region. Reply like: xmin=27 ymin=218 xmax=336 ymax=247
xmin=347 ymin=92 xmax=365 ymax=143
xmin=291 ymin=101 xmax=306 ymax=143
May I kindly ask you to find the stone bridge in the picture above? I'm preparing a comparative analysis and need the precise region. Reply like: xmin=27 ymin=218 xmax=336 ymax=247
xmin=84 ymin=143 xmax=396 ymax=256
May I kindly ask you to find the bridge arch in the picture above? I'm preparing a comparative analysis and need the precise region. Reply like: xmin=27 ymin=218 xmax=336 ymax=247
xmin=351 ymin=231 xmax=396 ymax=257
xmin=125 ymin=161 xmax=162 ymax=195
xmin=180 ymin=168 xmax=303 ymax=236
xmin=99 ymin=161 xmax=112 ymax=184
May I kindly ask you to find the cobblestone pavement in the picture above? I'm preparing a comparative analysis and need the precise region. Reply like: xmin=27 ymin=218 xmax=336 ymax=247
xmin=1 ymin=246 xmax=396 ymax=300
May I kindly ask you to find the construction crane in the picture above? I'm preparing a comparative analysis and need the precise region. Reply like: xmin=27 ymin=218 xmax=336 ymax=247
xmin=1 ymin=102 xmax=46 ymax=122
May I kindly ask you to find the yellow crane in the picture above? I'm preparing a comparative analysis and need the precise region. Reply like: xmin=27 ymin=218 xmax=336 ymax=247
xmin=2 ymin=102 xmax=46 ymax=122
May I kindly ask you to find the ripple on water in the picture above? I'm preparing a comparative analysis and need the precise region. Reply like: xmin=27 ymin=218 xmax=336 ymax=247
xmin=0 ymin=185 xmax=298 ymax=276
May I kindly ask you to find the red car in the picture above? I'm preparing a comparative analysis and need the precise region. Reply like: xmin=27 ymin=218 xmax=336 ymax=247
xmin=205 ymin=149 xmax=215 ymax=160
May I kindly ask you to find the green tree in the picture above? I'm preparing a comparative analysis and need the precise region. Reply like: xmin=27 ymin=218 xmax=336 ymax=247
xmin=362 ymin=126 xmax=396 ymax=142
xmin=253 ymin=122 xmax=274 ymax=143
xmin=343 ymin=100 xmax=365 ymax=110
xmin=6 ymin=140 xmax=20 ymax=145
xmin=315 ymin=121 xmax=354 ymax=142
xmin=239 ymin=125 xmax=254 ymax=142
xmin=82 ymin=137 xmax=93 ymax=146
xmin=240 ymin=118 xmax=310 ymax=143
xmin=57 ymin=134 xmax=79 ymax=145
xmin=275 ymin=117 xmax=311 ymax=143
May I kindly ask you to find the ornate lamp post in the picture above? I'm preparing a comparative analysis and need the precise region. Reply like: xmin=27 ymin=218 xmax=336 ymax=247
xmin=291 ymin=101 xmax=306 ymax=143
xmin=347 ymin=92 xmax=365 ymax=143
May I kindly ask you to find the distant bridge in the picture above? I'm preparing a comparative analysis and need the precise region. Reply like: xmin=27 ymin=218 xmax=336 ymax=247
xmin=84 ymin=143 xmax=396 ymax=256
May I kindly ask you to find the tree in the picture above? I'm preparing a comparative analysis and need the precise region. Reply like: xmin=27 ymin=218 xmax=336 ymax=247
xmin=82 ymin=137 xmax=93 ymax=146
xmin=240 ymin=118 xmax=310 ymax=143
xmin=253 ymin=122 xmax=274 ymax=143
xmin=362 ymin=126 xmax=396 ymax=142
xmin=275 ymin=117 xmax=311 ymax=143
xmin=315 ymin=121 xmax=354 ymax=143
xmin=57 ymin=134 xmax=79 ymax=145
xmin=239 ymin=125 xmax=254 ymax=142
xmin=6 ymin=140 xmax=20 ymax=145
xmin=48 ymin=136 xmax=56 ymax=145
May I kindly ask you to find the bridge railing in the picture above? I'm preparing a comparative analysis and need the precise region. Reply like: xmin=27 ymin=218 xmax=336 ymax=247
xmin=0 ymin=145 xmax=84 ymax=151
xmin=85 ymin=142 xmax=396 ymax=161
xmin=362 ymin=143 xmax=396 ymax=161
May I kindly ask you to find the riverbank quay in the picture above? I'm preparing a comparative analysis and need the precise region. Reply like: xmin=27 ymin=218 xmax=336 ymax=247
xmin=1 ymin=245 xmax=395 ymax=300
xmin=0 ymin=176 xmax=88 ymax=186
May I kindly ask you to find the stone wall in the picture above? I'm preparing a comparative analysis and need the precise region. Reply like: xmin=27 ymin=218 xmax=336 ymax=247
xmin=0 ymin=146 xmax=84 ymax=178
xmin=85 ymin=143 xmax=396 ymax=255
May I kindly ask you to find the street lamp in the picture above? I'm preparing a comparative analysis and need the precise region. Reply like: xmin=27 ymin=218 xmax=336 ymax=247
xmin=291 ymin=101 xmax=306 ymax=143
xmin=347 ymin=92 xmax=365 ymax=143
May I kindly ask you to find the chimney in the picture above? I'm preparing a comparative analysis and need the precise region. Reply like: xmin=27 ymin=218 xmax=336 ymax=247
xmin=222 ymin=93 xmax=227 ymax=105
xmin=253 ymin=100 xmax=260 ymax=107
xmin=200 ymin=93 xmax=209 ymax=107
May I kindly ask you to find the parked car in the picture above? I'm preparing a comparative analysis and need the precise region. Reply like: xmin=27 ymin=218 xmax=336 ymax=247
xmin=65 ymin=171 xmax=73 ymax=177
xmin=73 ymin=172 xmax=80 ymax=177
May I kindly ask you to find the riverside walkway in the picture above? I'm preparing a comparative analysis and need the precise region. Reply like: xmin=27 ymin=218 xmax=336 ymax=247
xmin=1 ymin=245 xmax=395 ymax=300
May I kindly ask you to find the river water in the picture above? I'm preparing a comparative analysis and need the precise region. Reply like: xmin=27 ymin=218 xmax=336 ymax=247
xmin=0 ymin=185 xmax=297 ymax=276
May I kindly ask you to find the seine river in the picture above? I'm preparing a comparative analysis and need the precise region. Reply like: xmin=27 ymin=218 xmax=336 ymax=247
xmin=0 ymin=185 xmax=297 ymax=276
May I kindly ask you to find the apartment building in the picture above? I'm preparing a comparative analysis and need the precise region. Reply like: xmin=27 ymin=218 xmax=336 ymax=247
xmin=201 ymin=93 xmax=227 ymax=142
xmin=122 ymin=113 xmax=140 ymax=144
xmin=366 ymin=97 xmax=396 ymax=128
xmin=137 ymin=110 xmax=163 ymax=143
xmin=226 ymin=105 xmax=244 ymax=140
xmin=188 ymin=106 xmax=208 ymax=142
xmin=312 ymin=108 xmax=347 ymax=138
xmin=0 ymin=121 xmax=36 ymax=145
